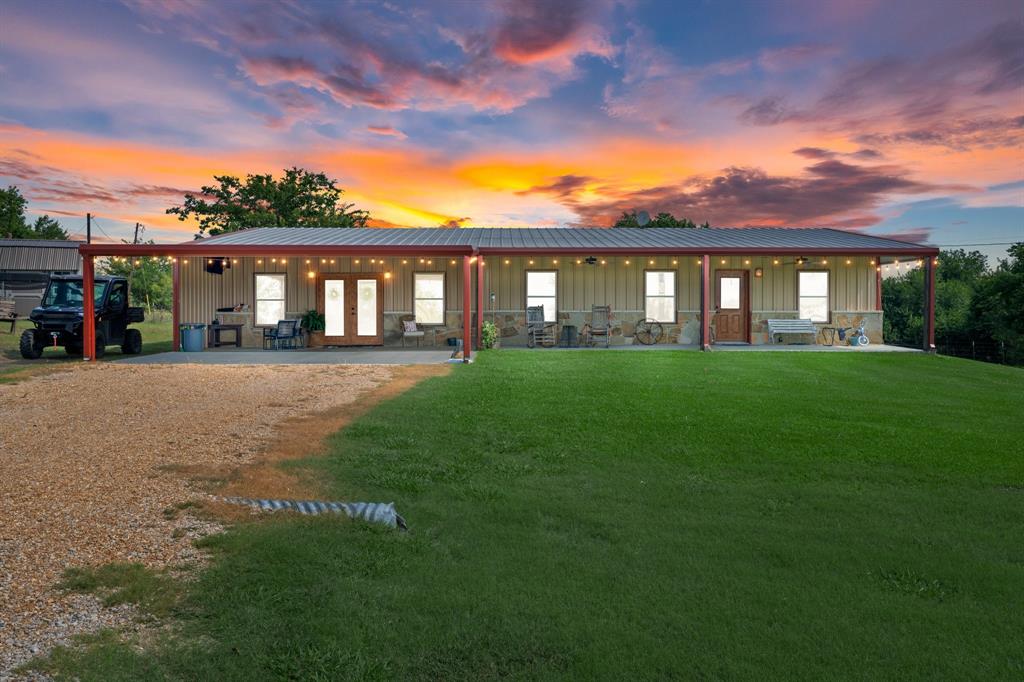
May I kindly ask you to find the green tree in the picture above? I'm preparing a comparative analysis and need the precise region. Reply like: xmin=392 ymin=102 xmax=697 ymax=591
xmin=613 ymin=211 xmax=708 ymax=228
xmin=30 ymin=215 xmax=70 ymax=240
xmin=969 ymin=243 xmax=1024 ymax=364
xmin=1 ymin=185 xmax=29 ymax=237
xmin=102 ymin=242 xmax=173 ymax=313
xmin=167 ymin=167 xmax=369 ymax=236
xmin=0 ymin=186 xmax=70 ymax=239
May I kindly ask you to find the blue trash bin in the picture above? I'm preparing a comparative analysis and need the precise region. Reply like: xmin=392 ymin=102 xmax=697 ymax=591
xmin=180 ymin=324 xmax=207 ymax=352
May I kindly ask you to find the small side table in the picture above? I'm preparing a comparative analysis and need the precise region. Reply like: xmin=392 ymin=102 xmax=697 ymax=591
xmin=559 ymin=325 xmax=579 ymax=348
xmin=208 ymin=323 xmax=244 ymax=348
xmin=820 ymin=326 xmax=838 ymax=346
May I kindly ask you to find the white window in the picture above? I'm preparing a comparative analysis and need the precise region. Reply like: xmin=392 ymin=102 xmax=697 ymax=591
xmin=645 ymin=271 xmax=676 ymax=322
xmin=798 ymin=271 xmax=830 ymax=322
xmin=413 ymin=272 xmax=445 ymax=325
xmin=526 ymin=271 xmax=557 ymax=322
xmin=255 ymin=273 xmax=286 ymax=326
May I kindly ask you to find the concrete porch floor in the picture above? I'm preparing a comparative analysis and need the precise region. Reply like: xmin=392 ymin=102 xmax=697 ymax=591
xmin=118 ymin=347 xmax=455 ymax=365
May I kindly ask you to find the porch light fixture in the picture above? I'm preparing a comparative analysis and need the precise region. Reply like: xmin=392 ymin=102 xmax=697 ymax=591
xmin=384 ymin=272 xmax=392 ymax=279
xmin=754 ymin=268 xmax=763 ymax=278
xmin=721 ymin=259 xmax=726 ymax=265
xmin=307 ymin=271 xmax=315 ymax=279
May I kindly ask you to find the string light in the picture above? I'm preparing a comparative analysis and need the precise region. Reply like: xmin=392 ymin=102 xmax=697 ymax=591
xmin=208 ymin=259 xmax=214 ymax=264
xmin=721 ymin=259 xmax=726 ymax=265
xmin=744 ymin=259 xmax=750 ymax=265
xmin=505 ymin=259 xmax=511 ymax=265
xmin=354 ymin=259 xmax=360 ymax=264
xmin=232 ymin=259 xmax=238 ymax=264
xmin=576 ymin=259 xmax=582 ymax=264
xmin=552 ymin=259 xmax=558 ymax=264
xmin=773 ymin=259 xmax=779 ymax=265
xmin=672 ymin=259 xmax=677 ymax=265
xmin=329 ymin=259 xmax=335 ymax=264
xmin=305 ymin=259 xmax=311 ymax=264
xmin=370 ymin=258 xmax=376 ymax=264
xmin=600 ymin=259 xmax=606 ymax=265
xmin=321 ymin=258 xmax=328 ymax=264
xmin=845 ymin=259 xmax=852 ymax=265
xmin=420 ymin=258 xmax=426 ymax=264
xmin=451 ymin=259 xmax=457 ymax=265
xmin=528 ymin=259 xmax=534 ymax=265
xmin=624 ymin=259 xmax=630 ymax=265
xmin=384 ymin=272 xmax=392 ymax=279
xmin=649 ymin=259 xmax=655 ymax=265
xmin=402 ymin=259 xmax=408 ymax=264
xmin=822 ymin=259 xmax=828 ymax=265
xmin=869 ymin=259 xmax=875 ymax=265
xmin=271 ymin=258 xmax=276 ymax=263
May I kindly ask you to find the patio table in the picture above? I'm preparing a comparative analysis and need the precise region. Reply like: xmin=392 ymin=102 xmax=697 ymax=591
xmin=208 ymin=323 xmax=244 ymax=348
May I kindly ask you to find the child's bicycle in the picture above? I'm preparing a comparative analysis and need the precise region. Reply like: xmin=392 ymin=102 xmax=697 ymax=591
xmin=837 ymin=324 xmax=870 ymax=346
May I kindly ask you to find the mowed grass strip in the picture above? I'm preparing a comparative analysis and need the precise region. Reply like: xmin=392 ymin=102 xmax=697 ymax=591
xmin=38 ymin=352 xmax=1024 ymax=680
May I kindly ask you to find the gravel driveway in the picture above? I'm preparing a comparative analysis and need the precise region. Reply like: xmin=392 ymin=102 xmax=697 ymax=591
xmin=0 ymin=363 xmax=393 ymax=674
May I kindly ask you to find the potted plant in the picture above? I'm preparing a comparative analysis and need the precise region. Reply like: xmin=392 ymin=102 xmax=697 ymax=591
xmin=300 ymin=309 xmax=325 ymax=348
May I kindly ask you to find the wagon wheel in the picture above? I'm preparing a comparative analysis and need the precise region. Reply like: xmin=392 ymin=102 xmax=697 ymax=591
xmin=635 ymin=318 xmax=663 ymax=345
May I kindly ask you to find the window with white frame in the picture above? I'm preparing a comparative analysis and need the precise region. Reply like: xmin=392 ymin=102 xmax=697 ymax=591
xmin=645 ymin=271 xmax=676 ymax=322
xmin=526 ymin=271 xmax=557 ymax=322
xmin=255 ymin=273 xmax=286 ymax=326
xmin=413 ymin=272 xmax=445 ymax=325
xmin=798 ymin=271 xmax=830 ymax=322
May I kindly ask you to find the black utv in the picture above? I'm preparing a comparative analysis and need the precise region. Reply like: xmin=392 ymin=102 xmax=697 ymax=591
xmin=20 ymin=275 xmax=145 ymax=359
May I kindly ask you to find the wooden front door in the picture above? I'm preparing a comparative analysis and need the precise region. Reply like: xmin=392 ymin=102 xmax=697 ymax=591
xmin=715 ymin=270 xmax=749 ymax=343
xmin=318 ymin=274 xmax=383 ymax=346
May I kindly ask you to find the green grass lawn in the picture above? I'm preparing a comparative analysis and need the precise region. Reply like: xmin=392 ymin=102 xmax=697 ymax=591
xmin=0 ymin=318 xmax=172 ymax=382
xmin=30 ymin=352 xmax=1024 ymax=680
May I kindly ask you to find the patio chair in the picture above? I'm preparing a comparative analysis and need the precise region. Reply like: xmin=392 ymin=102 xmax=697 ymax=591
xmin=263 ymin=319 xmax=302 ymax=350
xmin=400 ymin=315 xmax=429 ymax=347
xmin=583 ymin=305 xmax=611 ymax=348
xmin=526 ymin=306 xmax=557 ymax=348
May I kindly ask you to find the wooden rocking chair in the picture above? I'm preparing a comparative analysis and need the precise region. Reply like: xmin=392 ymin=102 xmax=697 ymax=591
xmin=526 ymin=306 xmax=557 ymax=348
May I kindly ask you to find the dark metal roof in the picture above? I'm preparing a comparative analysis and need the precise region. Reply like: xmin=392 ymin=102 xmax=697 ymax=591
xmin=0 ymin=239 xmax=83 ymax=272
xmin=191 ymin=226 xmax=932 ymax=253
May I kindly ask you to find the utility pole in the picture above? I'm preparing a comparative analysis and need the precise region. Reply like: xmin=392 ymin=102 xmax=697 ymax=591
xmin=128 ymin=222 xmax=142 ymax=294
xmin=86 ymin=213 xmax=91 ymax=244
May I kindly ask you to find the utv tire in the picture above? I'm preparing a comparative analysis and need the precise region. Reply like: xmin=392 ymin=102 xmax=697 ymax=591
xmin=122 ymin=328 xmax=143 ymax=354
xmin=94 ymin=330 xmax=107 ymax=359
xmin=19 ymin=329 xmax=43 ymax=359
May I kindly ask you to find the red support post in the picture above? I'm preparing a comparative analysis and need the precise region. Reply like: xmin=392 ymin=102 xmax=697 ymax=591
xmin=924 ymin=257 xmax=936 ymax=352
xmin=462 ymin=255 xmax=472 ymax=363
xmin=700 ymin=254 xmax=711 ymax=351
xmin=172 ymin=258 xmax=181 ymax=351
xmin=475 ymin=256 xmax=484 ymax=351
xmin=875 ymin=260 xmax=883 ymax=311
xmin=82 ymin=255 xmax=96 ymax=362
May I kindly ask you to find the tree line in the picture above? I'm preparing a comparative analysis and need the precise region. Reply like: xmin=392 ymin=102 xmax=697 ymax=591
xmin=0 ymin=186 xmax=70 ymax=240
xmin=884 ymin=244 xmax=1024 ymax=365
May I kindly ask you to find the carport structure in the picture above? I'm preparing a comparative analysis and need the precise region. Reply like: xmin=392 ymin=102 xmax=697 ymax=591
xmin=78 ymin=227 xmax=939 ymax=360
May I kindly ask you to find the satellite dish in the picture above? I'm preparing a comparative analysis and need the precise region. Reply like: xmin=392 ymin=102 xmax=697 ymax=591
xmin=637 ymin=210 xmax=650 ymax=226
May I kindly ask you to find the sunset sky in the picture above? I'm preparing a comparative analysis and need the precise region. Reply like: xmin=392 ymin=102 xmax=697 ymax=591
xmin=0 ymin=0 xmax=1021 ymax=261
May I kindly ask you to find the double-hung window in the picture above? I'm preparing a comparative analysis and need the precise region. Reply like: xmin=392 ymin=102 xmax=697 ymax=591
xmin=526 ymin=271 xmax=557 ymax=322
xmin=255 ymin=273 xmax=286 ymax=326
xmin=644 ymin=271 xmax=676 ymax=322
xmin=413 ymin=272 xmax=445 ymax=325
xmin=798 ymin=271 xmax=830 ymax=322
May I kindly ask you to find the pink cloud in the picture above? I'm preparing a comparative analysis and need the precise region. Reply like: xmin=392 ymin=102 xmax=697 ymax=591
xmin=366 ymin=125 xmax=407 ymax=139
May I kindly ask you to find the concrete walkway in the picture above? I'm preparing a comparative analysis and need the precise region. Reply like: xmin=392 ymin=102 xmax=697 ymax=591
xmin=118 ymin=349 xmax=454 ymax=365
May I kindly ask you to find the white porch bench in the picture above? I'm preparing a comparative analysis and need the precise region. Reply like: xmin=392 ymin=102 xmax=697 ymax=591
xmin=767 ymin=318 xmax=818 ymax=344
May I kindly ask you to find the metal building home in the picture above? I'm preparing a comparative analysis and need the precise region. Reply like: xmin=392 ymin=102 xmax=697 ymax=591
xmin=78 ymin=227 xmax=939 ymax=360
